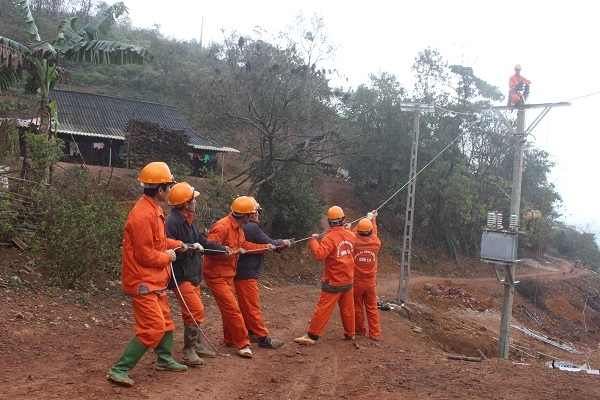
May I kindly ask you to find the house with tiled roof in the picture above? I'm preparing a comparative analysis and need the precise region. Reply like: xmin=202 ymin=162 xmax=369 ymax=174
xmin=44 ymin=89 xmax=239 ymax=170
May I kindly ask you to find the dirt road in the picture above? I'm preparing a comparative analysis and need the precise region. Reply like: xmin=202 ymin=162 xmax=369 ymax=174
xmin=1 ymin=246 xmax=599 ymax=399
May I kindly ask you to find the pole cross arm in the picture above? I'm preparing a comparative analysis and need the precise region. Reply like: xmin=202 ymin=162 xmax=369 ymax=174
xmin=399 ymin=103 xmax=435 ymax=112
xmin=525 ymin=107 xmax=552 ymax=135
xmin=478 ymin=102 xmax=571 ymax=112
xmin=486 ymin=102 xmax=571 ymax=136
xmin=494 ymin=111 xmax=516 ymax=135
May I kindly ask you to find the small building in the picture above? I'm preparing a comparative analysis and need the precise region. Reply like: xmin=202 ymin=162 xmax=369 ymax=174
xmin=44 ymin=89 xmax=239 ymax=172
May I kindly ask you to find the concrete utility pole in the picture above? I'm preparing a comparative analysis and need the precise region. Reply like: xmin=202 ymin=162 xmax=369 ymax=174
xmin=199 ymin=17 xmax=204 ymax=49
xmin=398 ymin=103 xmax=434 ymax=304
xmin=485 ymin=102 xmax=570 ymax=359
xmin=497 ymin=109 xmax=525 ymax=358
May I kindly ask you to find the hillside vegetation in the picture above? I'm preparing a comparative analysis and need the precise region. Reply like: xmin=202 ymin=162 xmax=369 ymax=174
xmin=1 ymin=0 xmax=599 ymax=275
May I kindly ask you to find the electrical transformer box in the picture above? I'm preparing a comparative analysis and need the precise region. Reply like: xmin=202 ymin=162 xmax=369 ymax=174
xmin=480 ymin=230 xmax=518 ymax=262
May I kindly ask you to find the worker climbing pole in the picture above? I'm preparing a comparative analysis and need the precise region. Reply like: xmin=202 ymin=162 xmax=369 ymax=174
xmin=508 ymin=63 xmax=531 ymax=109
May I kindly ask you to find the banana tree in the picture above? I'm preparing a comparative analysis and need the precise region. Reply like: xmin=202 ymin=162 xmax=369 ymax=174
xmin=0 ymin=64 xmax=23 ymax=92
xmin=0 ymin=0 xmax=154 ymax=139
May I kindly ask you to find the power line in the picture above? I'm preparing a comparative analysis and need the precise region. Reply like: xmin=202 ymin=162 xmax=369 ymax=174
xmin=564 ymin=90 xmax=600 ymax=102
xmin=295 ymin=105 xmax=495 ymax=244
xmin=433 ymin=103 xmax=481 ymax=116
xmin=376 ymin=105 xmax=494 ymax=212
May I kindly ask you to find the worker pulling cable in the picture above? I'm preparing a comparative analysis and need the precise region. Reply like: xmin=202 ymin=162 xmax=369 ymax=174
xmin=166 ymin=187 xmax=282 ymax=361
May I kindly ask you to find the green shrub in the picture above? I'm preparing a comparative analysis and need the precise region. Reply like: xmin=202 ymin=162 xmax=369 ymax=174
xmin=191 ymin=175 xmax=236 ymax=231
xmin=36 ymin=167 xmax=126 ymax=289
xmin=24 ymin=132 xmax=64 ymax=184
xmin=71 ymin=70 xmax=110 ymax=86
xmin=258 ymin=166 xmax=322 ymax=239
xmin=0 ymin=122 xmax=24 ymax=239
xmin=0 ymin=198 xmax=17 ymax=236
xmin=169 ymin=161 xmax=189 ymax=183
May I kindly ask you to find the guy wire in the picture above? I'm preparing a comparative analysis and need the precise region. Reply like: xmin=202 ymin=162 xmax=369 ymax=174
xmin=296 ymin=105 xmax=493 ymax=243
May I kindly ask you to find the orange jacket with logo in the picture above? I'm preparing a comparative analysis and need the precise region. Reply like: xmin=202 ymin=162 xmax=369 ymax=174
xmin=352 ymin=218 xmax=381 ymax=284
xmin=203 ymin=214 xmax=269 ymax=279
xmin=121 ymin=195 xmax=182 ymax=295
xmin=309 ymin=226 xmax=355 ymax=287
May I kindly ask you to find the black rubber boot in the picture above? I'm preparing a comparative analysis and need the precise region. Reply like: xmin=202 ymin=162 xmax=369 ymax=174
xmin=258 ymin=336 xmax=284 ymax=349
xmin=195 ymin=325 xmax=216 ymax=358
xmin=182 ymin=324 xmax=204 ymax=366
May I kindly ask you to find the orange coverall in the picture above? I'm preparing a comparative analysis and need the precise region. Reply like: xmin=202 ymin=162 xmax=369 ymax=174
xmin=202 ymin=213 xmax=268 ymax=349
xmin=226 ymin=217 xmax=275 ymax=342
xmin=352 ymin=218 xmax=382 ymax=340
xmin=121 ymin=195 xmax=183 ymax=347
xmin=306 ymin=225 xmax=356 ymax=338
xmin=509 ymin=73 xmax=531 ymax=106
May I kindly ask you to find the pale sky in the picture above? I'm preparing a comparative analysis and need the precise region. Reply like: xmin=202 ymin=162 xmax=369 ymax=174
xmin=122 ymin=0 xmax=600 ymax=232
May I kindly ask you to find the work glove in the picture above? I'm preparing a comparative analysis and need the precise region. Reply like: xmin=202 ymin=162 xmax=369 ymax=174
xmin=177 ymin=242 xmax=188 ymax=252
xmin=236 ymin=248 xmax=246 ymax=255
xmin=193 ymin=243 xmax=204 ymax=252
xmin=267 ymin=244 xmax=277 ymax=251
xmin=366 ymin=212 xmax=374 ymax=220
xmin=224 ymin=246 xmax=234 ymax=256
xmin=312 ymin=233 xmax=320 ymax=239
xmin=165 ymin=249 xmax=176 ymax=262
xmin=282 ymin=239 xmax=294 ymax=247
xmin=344 ymin=223 xmax=351 ymax=229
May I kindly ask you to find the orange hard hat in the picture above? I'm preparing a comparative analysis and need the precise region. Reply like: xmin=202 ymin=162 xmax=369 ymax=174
xmin=168 ymin=182 xmax=199 ymax=206
xmin=249 ymin=197 xmax=261 ymax=212
xmin=231 ymin=196 xmax=255 ymax=214
xmin=138 ymin=162 xmax=174 ymax=185
xmin=327 ymin=206 xmax=344 ymax=220
xmin=357 ymin=218 xmax=373 ymax=232
xmin=514 ymin=64 xmax=522 ymax=70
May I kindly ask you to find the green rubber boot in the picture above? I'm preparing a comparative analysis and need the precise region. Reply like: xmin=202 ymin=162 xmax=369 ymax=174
xmin=154 ymin=331 xmax=188 ymax=372
xmin=106 ymin=336 xmax=148 ymax=387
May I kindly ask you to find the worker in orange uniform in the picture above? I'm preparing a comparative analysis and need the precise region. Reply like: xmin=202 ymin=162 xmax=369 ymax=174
xmin=165 ymin=182 xmax=233 ymax=366
xmin=227 ymin=197 xmax=293 ymax=350
xmin=509 ymin=64 xmax=531 ymax=108
xmin=202 ymin=196 xmax=276 ymax=358
xmin=352 ymin=210 xmax=381 ymax=341
xmin=294 ymin=205 xmax=356 ymax=345
xmin=107 ymin=162 xmax=188 ymax=387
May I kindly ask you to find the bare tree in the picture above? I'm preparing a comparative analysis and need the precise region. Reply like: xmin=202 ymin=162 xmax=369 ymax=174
xmin=196 ymin=26 xmax=349 ymax=193
xmin=72 ymin=0 xmax=96 ymax=23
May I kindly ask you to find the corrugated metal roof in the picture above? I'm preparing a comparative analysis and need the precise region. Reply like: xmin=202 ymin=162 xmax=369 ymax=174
xmin=48 ymin=90 xmax=239 ymax=153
